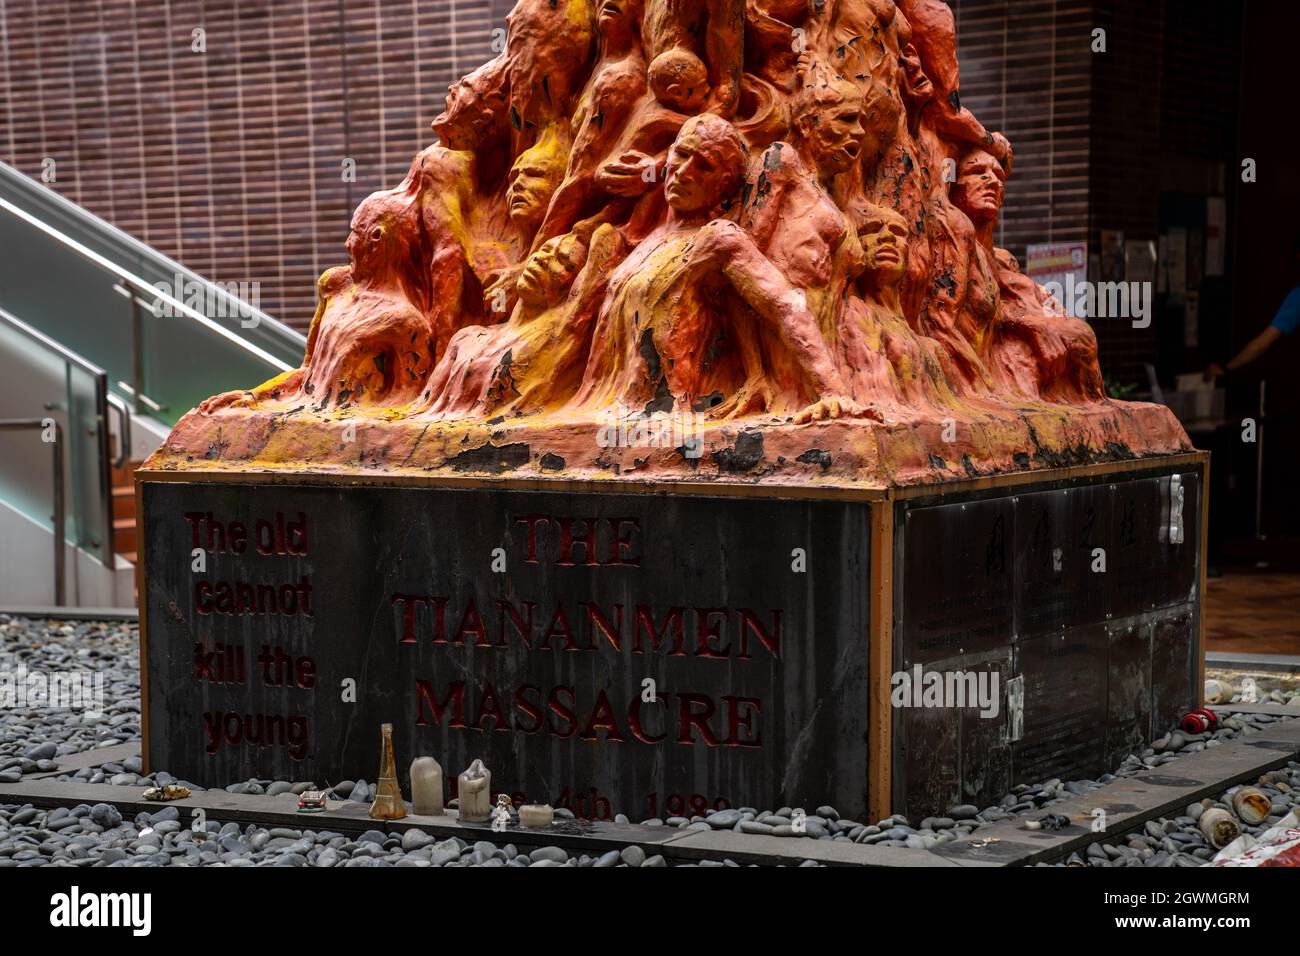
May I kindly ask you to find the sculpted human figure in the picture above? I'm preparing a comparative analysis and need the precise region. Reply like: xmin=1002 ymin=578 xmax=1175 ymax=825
xmin=992 ymin=247 xmax=1106 ymax=403
xmin=839 ymin=204 xmax=960 ymax=410
xmin=908 ymin=146 xmax=1002 ymax=393
xmin=642 ymin=0 xmax=743 ymax=117
xmin=530 ymin=0 xmax=649 ymax=250
xmin=589 ymin=47 xmax=713 ymax=213
xmin=943 ymin=146 xmax=1104 ymax=404
xmin=501 ymin=0 xmax=598 ymax=152
xmin=578 ymin=114 xmax=861 ymax=422
xmin=199 ymin=175 xmax=437 ymax=413
xmin=710 ymin=62 xmax=877 ymax=419
xmin=418 ymin=221 xmax=627 ymax=418
xmin=484 ymin=125 xmax=572 ymax=318
xmin=894 ymin=0 xmax=1009 ymax=166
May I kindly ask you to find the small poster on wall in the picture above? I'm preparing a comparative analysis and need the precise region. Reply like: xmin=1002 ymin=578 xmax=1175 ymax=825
xmin=1025 ymin=241 xmax=1088 ymax=308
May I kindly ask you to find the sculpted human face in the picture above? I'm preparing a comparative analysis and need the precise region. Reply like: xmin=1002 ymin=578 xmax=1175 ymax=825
xmin=803 ymin=87 xmax=868 ymax=176
xmin=431 ymin=79 xmax=479 ymax=150
xmin=597 ymin=0 xmax=642 ymax=38
xmin=901 ymin=44 xmax=934 ymax=104
xmin=861 ymin=210 xmax=909 ymax=285
xmin=952 ymin=151 xmax=1005 ymax=224
xmin=517 ymin=234 xmax=586 ymax=308
xmin=507 ymin=149 xmax=563 ymax=237
xmin=664 ymin=130 xmax=733 ymax=214
xmin=345 ymin=206 xmax=389 ymax=276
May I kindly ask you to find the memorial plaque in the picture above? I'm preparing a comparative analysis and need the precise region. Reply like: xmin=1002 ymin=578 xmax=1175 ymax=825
xmin=1105 ymin=620 xmax=1153 ymax=769
xmin=141 ymin=480 xmax=874 ymax=819
xmin=1151 ymin=609 xmax=1197 ymax=734
xmin=897 ymin=497 xmax=1015 ymax=666
xmin=1012 ymin=626 xmax=1108 ymax=784
xmin=1110 ymin=473 xmax=1200 ymax=619
xmin=1014 ymin=484 xmax=1111 ymax=634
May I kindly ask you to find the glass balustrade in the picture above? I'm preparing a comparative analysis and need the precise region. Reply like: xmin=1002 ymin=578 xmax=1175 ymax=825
xmin=0 ymin=161 xmax=305 ymax=426
xmin=0 ymin=306 xmax=113 ymax=569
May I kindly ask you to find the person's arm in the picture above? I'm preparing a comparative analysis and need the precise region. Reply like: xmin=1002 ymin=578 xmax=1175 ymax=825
xmin=1217 ymin=326 xmax=1283 ymax=377
xmin=1206 ymin=289 xmax=1299 ymax=379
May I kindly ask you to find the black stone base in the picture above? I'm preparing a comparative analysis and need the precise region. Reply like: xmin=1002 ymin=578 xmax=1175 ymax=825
xmin=891 ymin=467 xmax=1202 ymax=818
xmin=141 ymin=480 xmax=873 ymax=819
xmin=139 ymin=457 xmax=1203 ymax=823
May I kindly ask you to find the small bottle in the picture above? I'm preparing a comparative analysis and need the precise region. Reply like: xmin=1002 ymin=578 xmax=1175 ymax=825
xmin=410 ymin=756 xmax=444 ymax=816
xmin=369 ymin=723 xmax=407 ymax=820
xmin=457 ymin=759 xmax=491 ymax=823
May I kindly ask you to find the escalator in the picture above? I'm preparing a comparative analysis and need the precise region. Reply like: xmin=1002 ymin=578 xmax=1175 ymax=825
xmin=0 ymin=161 xmax=306 ymax=607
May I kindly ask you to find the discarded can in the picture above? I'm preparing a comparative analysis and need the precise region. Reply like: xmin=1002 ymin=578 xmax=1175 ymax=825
xmin=1204 ymin=679 xmax=1233 ymax=705
xmin=1200 ymin=808 xmax=1242 ymax=849
xmin=1231 ymin=786 xmax=1272 ymax=825
xmin=1181 ymin=708 xmax=1218 ymax=734
xmin=297 ymin=790 xmax=328 ymax=813
xmin=142 ymin=784 xmax=191 ymax=802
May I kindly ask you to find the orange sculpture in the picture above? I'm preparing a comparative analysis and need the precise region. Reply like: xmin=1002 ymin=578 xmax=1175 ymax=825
xmin=169 ymin=0 xmax=1189 ymax=487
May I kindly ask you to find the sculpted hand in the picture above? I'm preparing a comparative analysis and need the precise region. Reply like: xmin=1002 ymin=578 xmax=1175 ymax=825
xmin=597 ymin=151 xmax=661 ymax=198
xmin=483 ymin=265 xmax=523 ymax=318
xmin=794 ymin=396 xmax=884 ymax=425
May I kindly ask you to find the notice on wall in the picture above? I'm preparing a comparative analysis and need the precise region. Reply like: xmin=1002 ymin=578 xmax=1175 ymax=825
xmin=1026 ymin=241 xmax=1088 ymax=292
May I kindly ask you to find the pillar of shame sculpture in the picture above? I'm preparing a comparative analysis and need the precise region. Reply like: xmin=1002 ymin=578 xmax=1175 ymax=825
xmin=138 ymin=1 xmax=1205 ymax=817
xmin=154 ymin=0 xmax=1189 ymax=489
xmin=144 ymin=0 xmax=1190 ymax=481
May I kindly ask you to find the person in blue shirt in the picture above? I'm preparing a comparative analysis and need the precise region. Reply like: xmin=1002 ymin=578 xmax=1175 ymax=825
xmin=1206 ymin=233 xmax=1300 ymax=380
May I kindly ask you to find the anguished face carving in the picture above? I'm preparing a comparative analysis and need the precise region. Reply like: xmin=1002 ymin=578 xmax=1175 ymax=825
xmin=517 ymin=233 xmax=588 ymax=309
xmin=663 ymin=114 xmax=747 ymax=215
xmin=951 ymin=149 xmax=1006 ymax=225
xmin=795 ymin=68 xmax=868 ymax=180
xmin=860 ymin=206 xmax=910 ymax=285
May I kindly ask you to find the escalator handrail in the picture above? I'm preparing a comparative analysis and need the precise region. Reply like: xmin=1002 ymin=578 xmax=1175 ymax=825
xmin=0 ymin=304 xmax=115 ymax=569
xmin=0 ymin=194 xmax=296 ymax=373
xmin=0 ymin=162 xmax=305 ymax=356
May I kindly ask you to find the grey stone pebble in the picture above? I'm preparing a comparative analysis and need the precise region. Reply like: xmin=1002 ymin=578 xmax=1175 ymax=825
xmin=620 ymin=845 xmax=646 ymax=866
xmin=706 ymin=809 xmax=742 ymax=828
xmin=530 ymin=845 xmax=568 ymax=863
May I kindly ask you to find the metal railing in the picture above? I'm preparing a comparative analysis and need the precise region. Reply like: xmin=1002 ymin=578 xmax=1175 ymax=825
xmin=0 ymin=304 xmax=114 ymax=571
xmin=0 ymin=161 xmax=305 ymax=425
xmin=0 ymin=419 xmax=65 ymax=605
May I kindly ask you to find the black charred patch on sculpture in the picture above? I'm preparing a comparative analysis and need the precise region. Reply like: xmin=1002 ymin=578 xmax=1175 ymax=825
xmin=961 ymin=454 xmax=979 ymax=478
xmin=713 ymin=431 xmax=765 ymax=473
xmin=539 ymin=452 xmax=566 ymax=471
xmin=639 ymin=329 xmax=675 ymax=415
xmin=448 ymin=442 xmax=531 ymax=473
xmin=797 ymin=448 xmax=832 ymax=470
xmin=693 ymin=391 xmax=724 ymax=412
xmin=928 ymin=453 xmax=946 ymax=471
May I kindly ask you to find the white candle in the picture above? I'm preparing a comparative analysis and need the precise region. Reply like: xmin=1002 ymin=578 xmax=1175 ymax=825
xmin=410 ymin=756 xmax=444 ymax=816
xmin=457 ymin=758 xmax=491 ymax=823
xmin=519 ymin=804 xmax=554 ymax=828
